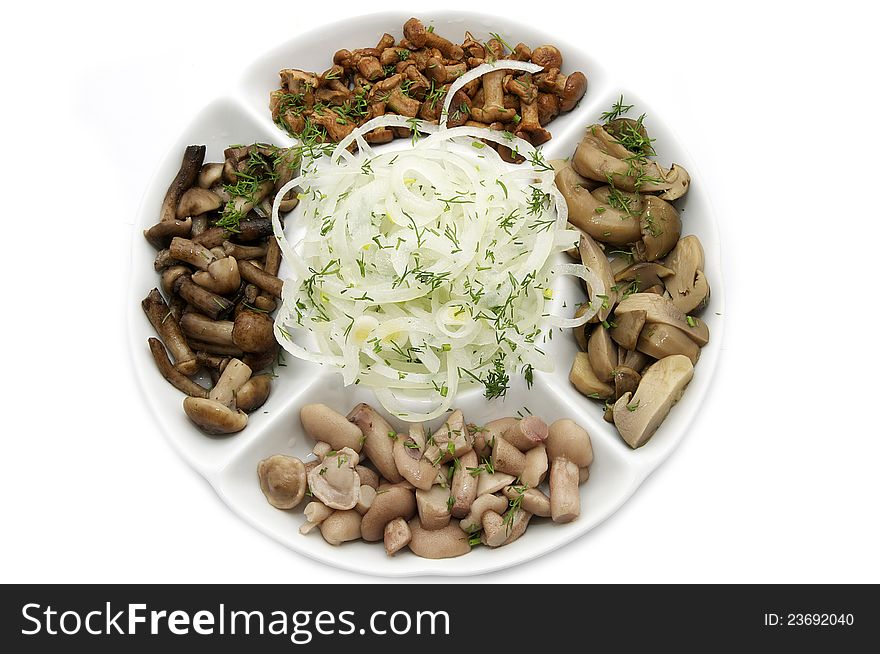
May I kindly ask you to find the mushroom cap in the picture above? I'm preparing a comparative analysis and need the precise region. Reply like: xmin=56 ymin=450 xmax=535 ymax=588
xmin=393 ymin=438 xmax=439 ymax=491
xmin=476 ymin=471 xmax=516 ymax=496
xmin=258 ymin=455 xmax=306 ymax=510
xmin=559 ymin=71 xmax=587 ymax=112
xmin=360 ymin=486 xmax=416 ymax=541
xmin=579 ymin=232 xmax=618 ymax=322
xmin=546 ymin=419 xmax=593 ymax=467
xmin=402 ymin=17 xmax=427 ymax=48
xmin=183 ymin=397 xmax=248 ymax=434
xmin=492 ymin=436 xmax=527 ymax=476
xmin=637 ymin=322 xmax=701 ymax=365
xmin=232 ymin=310 xmax=277 ymax=353
xmin=659 ymin=164 xmax=691 ymax=201
xmin=612 ymin=354 xmax=695 ymax=448
xmin=460 ymin=493 xmax=509 ymax=533
xmin=520 ymin=443 xmax=549 ymax=489
xmin=192 ymin=256 xmax=241 ymax=295
xmin=407 ymin=519 xmax=471 ymax=559
xmin=319 ymin=510 xmax=362 ymax=546
xmin=236 ymin=374 xmax=272 ymax=413
xmin=556 ymin=166 xmax=642 ymax=244
xmin=176 ymin=187 xmax=221 ymax=219
xmin=613 ymin=366 xmax=642 ymax=400
xmin=530 ymin=45 xmax=563 ymax=70
xmin=307 ymin=448 xmax=361 ymax=510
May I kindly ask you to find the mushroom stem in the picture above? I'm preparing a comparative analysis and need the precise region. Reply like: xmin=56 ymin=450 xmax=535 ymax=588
xmin=174 ymin=277 xmax=233 ymax=320
xmin=221 ymin=241 xmax=268 ymax=260
xmin=160 ymin=145 xmax=205 ymax=223
xmin=147 ymin=338 xmax=208 ymax=398
xmin=208 ymin=358 xmax=252 ymax=407
xmin=549 ymin=458 xmax=580 ymax=523
xmin=180 ymin=312 xmax=234 ymax=346
xmin=237 ymin=259 xmax=283 ymax=298
xmin=144 ymin=218 xmax=192 ymax=249
xmin=141 ymin=288 xmax=199 ymax=375
xmin=169 ymin=237 xmax=216 ymax=271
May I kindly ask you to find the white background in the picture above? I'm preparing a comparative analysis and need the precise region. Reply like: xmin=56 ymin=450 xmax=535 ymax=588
xmin=2 ymin=0 xmax=877 ymax=583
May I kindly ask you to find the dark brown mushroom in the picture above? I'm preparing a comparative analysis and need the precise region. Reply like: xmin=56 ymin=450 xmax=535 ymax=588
xmin=141 ymin=288 xmax=198 ymax=375
xmin=237 ymin=259 xmax=283 ymax=298
xmin=179 ymin=310 xmax=276 ymax=354
xmin=147 ymin=338 xmax=208 ymax=397
xmin=174 ymin=276 xmax=233 ymax=320
xmin=159 ymin=145 xmax=205 ymax=224
xmin=636 ymin=196 xmax=682 ymax=262
xmin=609 ymin=309 xmax=647 ymax=351
xmin=183 ymin=397 xmax=247 ymax=434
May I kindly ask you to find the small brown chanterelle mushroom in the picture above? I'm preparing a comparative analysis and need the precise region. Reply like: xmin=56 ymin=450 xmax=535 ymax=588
xmin=307 ymin=447 xmax=361 ymax=510
xmin=545 ymin=419 xmax=593 ymax=523
xmin=258 ymin=455 xmax=307 ymax=509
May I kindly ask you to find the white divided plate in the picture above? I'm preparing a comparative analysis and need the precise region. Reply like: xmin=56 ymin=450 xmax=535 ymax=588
xmin=128 ymin=10 xmax=724 ymax=576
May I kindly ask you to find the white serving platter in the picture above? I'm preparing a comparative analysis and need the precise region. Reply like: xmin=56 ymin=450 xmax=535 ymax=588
xmin=128 ymin=10 xmax=724 ymax=576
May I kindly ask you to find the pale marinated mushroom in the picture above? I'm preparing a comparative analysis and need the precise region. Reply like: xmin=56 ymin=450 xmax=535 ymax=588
xmin=307 ymin=448 xmax=361 ymax=510
xmin=663 ymin=235 xmax=710 ymax=313
xmin=615 ymin=293 xmax=709 ymax=346
xmin=356 ymin=485 xmax=377 ymax=515
xmin=459 ymin=494 xmax=509 ymax=533
xmin=319 ymin=510 xmax=362 ymax=546
xmin=474 ymin=417 xmax=518 ymax=458
xmin=491 ymin=437 xmax=526 ymax=477
xmin=415 ymin=485 xmax=452 ymax=530
xmin=183 ymin=397 xmax=248 ymax=434
xmin=407 ymin=519 xmax=471 ymax=559
xmin=347 ymin=403 xmax=402 ymax=482
xmin=450 ymin=449 xmax=478 ymax=518
xmin=299 ymin=501 xmax=334 ymax=535
xmin=504 ymin=486 xmax=551 ymax=517
xmin=613 ymin=354 xmax=695 ymax=448
xmin=258 ymin=454 xmax=306 ymax=509
xmin=545 ymin=419 xmax=593 ymax=523
xmin=393 ymin=436 xmax=439 ymax=491
xmin=300 ymin=403 xmax=365 ymax=453
xmin=384 ymin=517 xmax=412 ymax=556
xmin=360 ymin=485 xmax=416 ymax=541
xmin=570 ymin=351 xmax=614 ymax=400
xmin=520 ymin=443 xmax=548 ymax=488
xmin=476 ymin=471 xmax=516 ymax=496
xmin=501 ymin=416 xmax=548 ymax=452
xmin=431 ymin=409 xmax=472 ymax=462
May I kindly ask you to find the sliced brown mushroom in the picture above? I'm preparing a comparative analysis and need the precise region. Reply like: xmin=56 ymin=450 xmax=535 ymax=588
xmin=609 ymin=309 xmax=647 ymax=351
xmin=663 ymin=235 xmax=710 ymax=314
xmin=347 ymin=403 xmax=402 ymax=483
xmin=570 ymin=351 xmax=614 ymax=400
xmin=613 ymin=354 xmax=694 ymax=448
xmin=572 ymin=124 xmax=690 ymax=199
xmin=258 ymin=455 xmax=306 ymax=509
xmin=555 ymin=165 xmax=642 ymax=244
xmin=636 ymin=196 xmax=681 ymax=262
xmin=587 ymin=324 xmax=617 ymax=383
xmin=307 ymin=448 xmax=361 ymax=510
xmin=637 ymin=322 xmax=701 ymax=365
xmin=182 ymin=397 xmax=247 ymax=434
xmin=615 ymin=293 xmax=709 ymax=346
xmin=579 ymin=232 xmax=617 ymax=322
